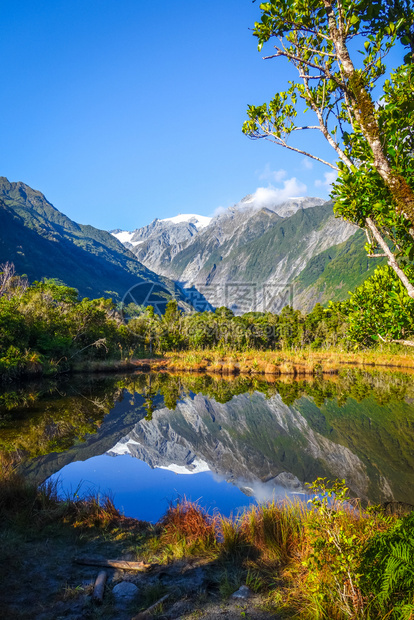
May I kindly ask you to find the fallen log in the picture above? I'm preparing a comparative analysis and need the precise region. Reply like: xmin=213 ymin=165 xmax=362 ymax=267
xmin=131 ymin=594 xmax=170 ymax=620
xmin=92 ymin=570 xmax=107 ymax=603
xmin=75 ymin=557 xmax=151 ymax=571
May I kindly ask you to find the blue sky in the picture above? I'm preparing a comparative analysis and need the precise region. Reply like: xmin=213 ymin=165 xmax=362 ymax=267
xmin=0 ymin=1 xmax=399 ymax=231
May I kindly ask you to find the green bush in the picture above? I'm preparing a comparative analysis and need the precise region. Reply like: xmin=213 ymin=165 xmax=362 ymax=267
xmin=360 ymin=511 xmax=414 ymax=618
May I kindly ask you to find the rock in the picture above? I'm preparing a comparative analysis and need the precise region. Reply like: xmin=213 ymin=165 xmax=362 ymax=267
xmin=231 ymin=585 xmax=253 ymax=599
xmin=112 ymin=581 xmax=139 ymax=601
xmin=167 ymin=600 xmax=193 ymax=618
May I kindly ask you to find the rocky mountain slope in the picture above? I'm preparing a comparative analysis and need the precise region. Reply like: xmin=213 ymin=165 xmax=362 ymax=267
xmin=0 ymin=177 xmax=193 ymax=306
xmin=113 ymin=195 xmax=383 ymax=313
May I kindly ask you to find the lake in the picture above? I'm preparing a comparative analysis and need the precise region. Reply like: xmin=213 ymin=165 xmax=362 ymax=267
xmin=1 ymin=370 xmax=414 ymax=522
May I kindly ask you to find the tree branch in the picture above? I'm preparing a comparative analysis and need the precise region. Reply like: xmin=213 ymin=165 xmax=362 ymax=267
xmin=378 ymin=333 xmax=414 ymax=347
xmin=302 ymin=73 xmax=353 ymax=168
xmin=263 ymin=50 xmax=330 ymax=74
xmin=365 ymin=217 xmax=414 ymax=299
xmin=249 ymin=121 xmax=339 ymax=168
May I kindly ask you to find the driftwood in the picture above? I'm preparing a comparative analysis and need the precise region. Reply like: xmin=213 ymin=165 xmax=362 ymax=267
xmin=75 ymin=557 xmax=150 ymax=571
xmin=131 ymin=594 xmax=170 ymax=620
xmin=92 ymin=570 xmax=107 ymax=603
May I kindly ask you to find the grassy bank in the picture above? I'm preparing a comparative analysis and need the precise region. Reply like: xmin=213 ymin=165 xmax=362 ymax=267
xmin=71 ymin=346 xmax=414 ymax=377
xmin=3 ymin=272 xmax=414 ymax=384
xmin=1 ymin=458 xmax=413 ymax=619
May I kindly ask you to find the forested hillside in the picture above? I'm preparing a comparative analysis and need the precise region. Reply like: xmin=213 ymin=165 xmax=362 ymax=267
xmin=0 ymin=177 xmax=189 ymax=305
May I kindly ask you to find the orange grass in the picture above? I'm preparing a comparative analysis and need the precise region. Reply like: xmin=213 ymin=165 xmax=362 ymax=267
xmin=145 ymin=346 xmax=414 ymax=376
xmin=159 ymin=499 xmax=217 ymax=547
xmin=241 ymin=500 xmax=305 ymax=564
xmin=67 ymin=494 xmax=121 ymax=529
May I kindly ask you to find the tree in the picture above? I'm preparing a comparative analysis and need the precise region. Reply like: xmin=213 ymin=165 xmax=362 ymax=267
xmin=243 ymin=0 xmax=414 ymax=311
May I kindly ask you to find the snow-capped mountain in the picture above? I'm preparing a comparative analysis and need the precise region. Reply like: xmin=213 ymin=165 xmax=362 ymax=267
xmin=111 ymin=213 xmax=212 ymax=247
xmin=110 ymin=193 xmax=384 ymax=313
xmin=110 ymin=197 xmax=327 ymax=285
xmin=110 ymin=213 xmax=213 ymax=271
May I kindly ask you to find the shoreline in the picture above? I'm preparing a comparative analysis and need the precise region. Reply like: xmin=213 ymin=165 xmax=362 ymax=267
xmin=1 ymin=476 xmax=411 ymax=620
xmin=4 ymin=347 xmax=414 ymax=383
xmin=71 ymin=348 xmax=414 ymax=377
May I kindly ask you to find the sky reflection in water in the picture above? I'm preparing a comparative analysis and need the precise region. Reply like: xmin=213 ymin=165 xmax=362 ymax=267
xmin=49 ymin=453 xmax=304 ymax=522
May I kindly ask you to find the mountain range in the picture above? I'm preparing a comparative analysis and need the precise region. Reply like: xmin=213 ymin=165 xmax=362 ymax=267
xmin=0 ymin=176 xmax=384 ymax=312
xmin=112 ymin=194 xmax=384 ymax=313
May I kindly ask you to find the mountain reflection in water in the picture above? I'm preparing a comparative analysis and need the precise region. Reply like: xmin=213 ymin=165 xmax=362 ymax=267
xmin=1 ymin=371 xmax=414 ymax=521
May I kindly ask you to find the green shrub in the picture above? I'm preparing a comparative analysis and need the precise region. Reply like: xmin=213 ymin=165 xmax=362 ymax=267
xmin=360 ymin=511 xmax=414 ymax=618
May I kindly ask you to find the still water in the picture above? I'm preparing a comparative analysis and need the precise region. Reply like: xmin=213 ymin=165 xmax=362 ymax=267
xmin=2 ymin=371 xmax=414 ymax=521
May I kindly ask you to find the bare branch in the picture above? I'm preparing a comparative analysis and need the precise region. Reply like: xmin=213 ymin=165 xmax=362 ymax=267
xmin=378 ymin=333 xmax=414 ymax=347
xmin=282 ymin=21 xmax=332 ymax=41
xmin=302 ymin=74 xmax=353 ymax=168
xmin=263 ymin=50 xmax=330 ymax=74
xmin=366 ymin=217 xmax=414 ymax=299
xmin=337 ymin=0 xmax=345 ymax=34
xmin=291 ymin=125 xmax=321 ymax=130
xmin=249 ymin=120 xmax=339 ymax=169
xmin=290 ymin=43 xmax=337 ymax=58
xmin=365 ymin=225 xmax=372 ymax=245
xmin=299 ymin=74 xmax=326 ymax=79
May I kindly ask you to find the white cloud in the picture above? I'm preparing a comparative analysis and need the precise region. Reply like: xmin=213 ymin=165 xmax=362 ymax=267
xmin=212 ymin=176 xmax=308 ymax=218
xmin=315 ymin=170 xmax=338 ymax=189
xmin=302 ymin=157 xmax=313 ymax=170
xmin=251 ymin=177 xmax=307 ymax=208
xmin=258 ymin=164 xmax=287 ymax=183
xmin=212 ymin=205 xmax=227 ymax=217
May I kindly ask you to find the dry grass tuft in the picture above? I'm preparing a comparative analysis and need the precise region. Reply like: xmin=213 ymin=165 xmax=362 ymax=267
xmin=159 ymin=499 xmax=217 ymax=547
xmin=67 ymin=494 xmax=121 ymax=529
xmin=241 ymin=501 xmax=304 ymax=564
xmin=218 ymin=515 xmax=248 ymax=558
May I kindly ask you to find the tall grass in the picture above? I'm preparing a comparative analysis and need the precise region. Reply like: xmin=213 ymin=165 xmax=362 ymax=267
xmin=142 ymin=493 xmax=408 ymax=619
xmin=219 ymin=515 xmax=247 ymax=558
xmin=0 ymin=453 xmax=122 ymax=530
xmin=241 ymin=500 xmax=304 ymax=564
xmin=155 ymin=499 xmax=218 ymax=559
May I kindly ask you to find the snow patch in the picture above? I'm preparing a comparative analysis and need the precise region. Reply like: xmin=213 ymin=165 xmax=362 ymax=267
xmin=108 ymin=440 xmax=210 ymax=475
xmin=111 ymin=231 xmax=144 ymax=247
xmin=108 ymin=439 xmax=141 ymax=456
xmin=112 ymin=230 xmax=134 ymax=244
xmin=160 ymin=214 xmax=212 ymax=229
xmin=157 ymin=458 xmax=210 ymax=475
